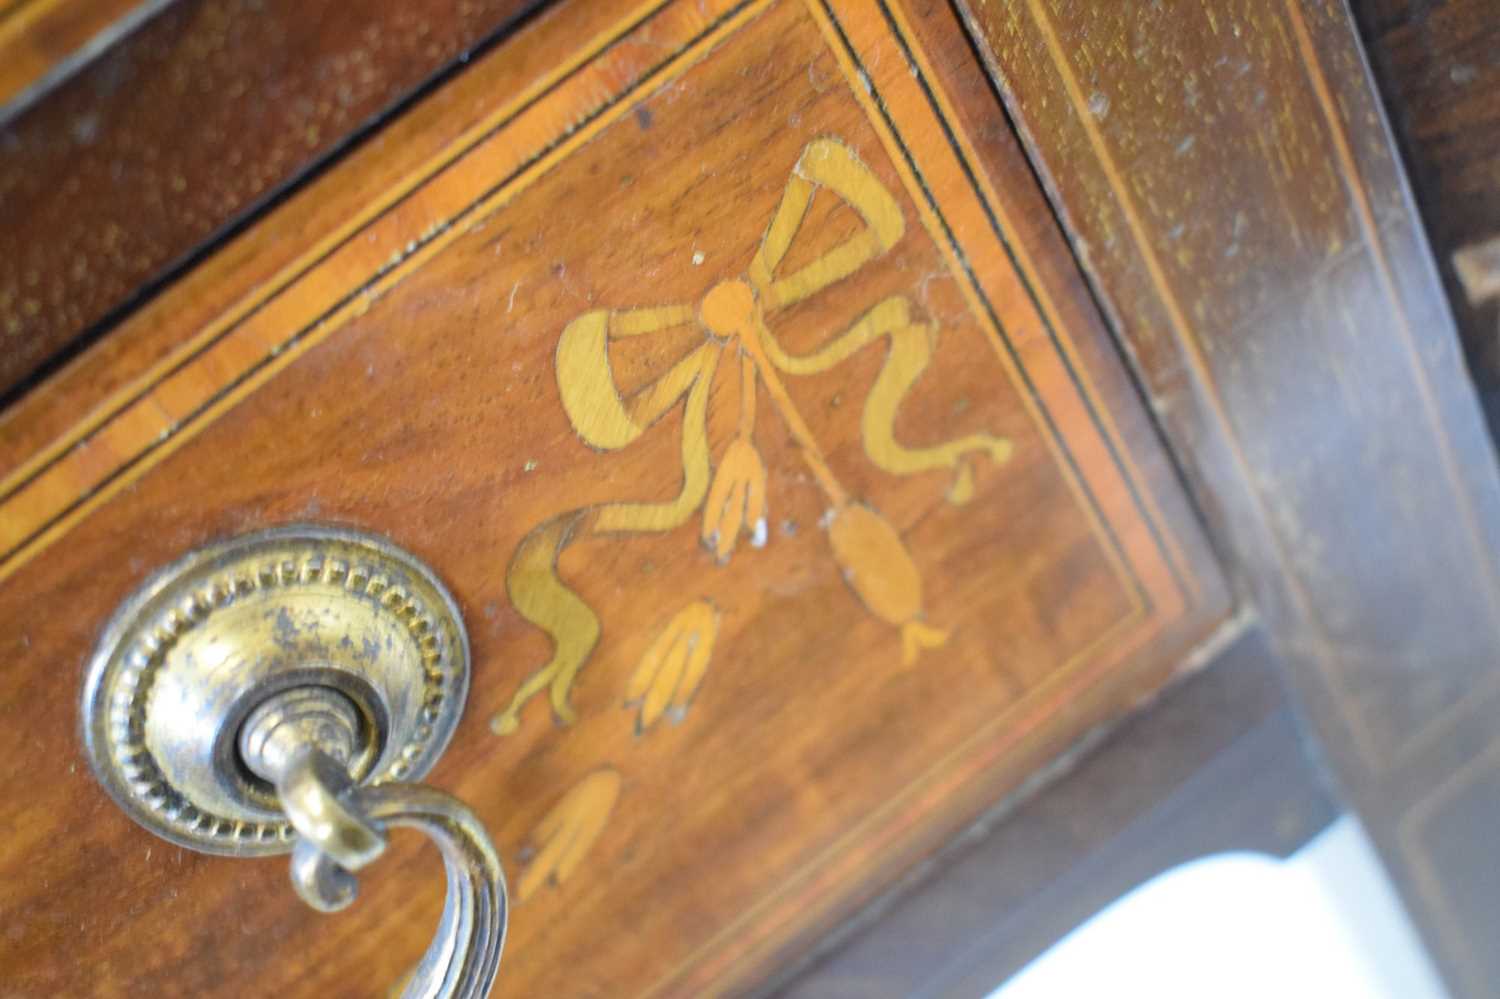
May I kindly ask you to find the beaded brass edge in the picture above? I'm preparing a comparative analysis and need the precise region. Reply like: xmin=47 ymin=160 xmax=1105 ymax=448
xmin=81 ymin=525 xmax=470 ymax=857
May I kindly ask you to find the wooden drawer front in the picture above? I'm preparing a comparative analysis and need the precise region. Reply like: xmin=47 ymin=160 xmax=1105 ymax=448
xmin=0 ymin=1 xmax=1227 ymax=994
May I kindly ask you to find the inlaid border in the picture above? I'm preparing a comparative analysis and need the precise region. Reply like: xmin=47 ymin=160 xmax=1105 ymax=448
xmin=0 ymin=0 xmax=1183 ymax=625
xmin=0 ymin=0 xmax=172 ymax=121
xmin=995 ymin=0 xmax=1500 ymax=774
xmin=646 ymin=0 xmax=1193 ymax=988
xmin=0 ymin=0 xmax=1216 ymax=991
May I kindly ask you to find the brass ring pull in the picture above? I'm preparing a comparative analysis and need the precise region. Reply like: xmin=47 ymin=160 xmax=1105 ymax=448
xmin=312 ymin=784 xmax=506 ymax=996
xmin=241 ymin=688 xmax=507 ymax=998
xmin=81 ymin=526 xmax=508 ymax=997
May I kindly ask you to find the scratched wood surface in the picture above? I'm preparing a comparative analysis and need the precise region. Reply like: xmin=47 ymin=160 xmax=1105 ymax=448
xmin=0 ymin=0 xmax=541 ymax=404
xmin=958 ymin=1 xmax=1500 ymax=995
xmin=0 ymin=1 xmax=1227 ymax=995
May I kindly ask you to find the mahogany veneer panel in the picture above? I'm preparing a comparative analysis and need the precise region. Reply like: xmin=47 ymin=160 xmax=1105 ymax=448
xmin=0 ymin=1 xmax=1226 ymax=994
xmin=0 ymin=0 xmax=540 ymax=401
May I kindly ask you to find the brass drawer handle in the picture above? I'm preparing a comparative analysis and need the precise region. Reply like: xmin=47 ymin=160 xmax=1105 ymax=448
xmin=241 ymin=687 xmax=506 ymax=996
xmin=81 ymin=526 xmax=507 ymax=998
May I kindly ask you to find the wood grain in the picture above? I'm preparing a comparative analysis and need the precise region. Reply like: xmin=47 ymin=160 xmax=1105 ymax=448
xmin=0 ymin=0 xmax=541 ymax=403
xmin=959 ymin=1 xmax=1500 ymax=995
xmin=0 ymin=0 xmax=1226 ymax=994
xmin=775 ymin=625 xmax=1339 ymax=998
xmin=0 ymin=0 xmax=618 ymax=488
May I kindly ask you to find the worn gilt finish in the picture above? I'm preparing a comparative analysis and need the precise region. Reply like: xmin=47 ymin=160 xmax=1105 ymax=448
xmin=80 ymin=525 xmax=470 ymax=854
xmin=0 ymin=0 xmax=1227 ymax=994
xmin=79 ymin=525 xmax=508 ymax=997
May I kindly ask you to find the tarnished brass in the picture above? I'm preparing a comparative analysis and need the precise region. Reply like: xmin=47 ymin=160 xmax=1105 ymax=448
xmin=237 ymin=684 xmax=506 ymax=997
xmin=80 ymin=525 xmax=506 ymax=998
xmin=81 ymin=524 xmax=469 ymax=854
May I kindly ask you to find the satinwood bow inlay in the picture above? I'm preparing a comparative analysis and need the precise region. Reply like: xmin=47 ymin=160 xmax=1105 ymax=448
xmin=493 ymin=135 xmax=1014 ymax=737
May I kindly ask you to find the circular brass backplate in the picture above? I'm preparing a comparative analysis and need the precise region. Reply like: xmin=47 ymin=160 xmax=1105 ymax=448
xmin=81 ymin=525 xmax=470 ymax=856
